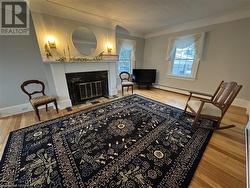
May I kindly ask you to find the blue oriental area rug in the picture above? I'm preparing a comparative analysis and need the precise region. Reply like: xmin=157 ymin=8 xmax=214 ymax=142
xmin=0 ymin=94 xmax=214 ymax=187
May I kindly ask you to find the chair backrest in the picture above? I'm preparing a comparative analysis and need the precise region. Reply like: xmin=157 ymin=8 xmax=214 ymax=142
xmin=21 ymin=80 xmax=45 ymax=100
xmin=119 ymin=72 xmax=130 ymax=82
xmin=212 ymin=81 xmax=242 ymax=114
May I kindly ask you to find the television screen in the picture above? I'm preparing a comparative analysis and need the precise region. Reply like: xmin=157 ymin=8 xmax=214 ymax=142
xmin=132 ymin=69 xmax=156 ymax=84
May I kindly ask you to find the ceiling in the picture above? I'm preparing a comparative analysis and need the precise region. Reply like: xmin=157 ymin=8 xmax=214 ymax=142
xmin=29 ymin=0 xmax=250 ymax=36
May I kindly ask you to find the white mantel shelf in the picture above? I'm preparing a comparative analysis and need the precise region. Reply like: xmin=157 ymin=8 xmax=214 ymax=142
xmin=43 ymin=60 xmax=118 ymax=64
xmin=49 ymin=60 xmax=118 ymax=109
xmin=43 ymin=54 xmax=119 ymax=64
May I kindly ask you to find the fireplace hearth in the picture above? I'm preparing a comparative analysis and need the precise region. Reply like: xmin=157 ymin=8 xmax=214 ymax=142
xmin=66 ymin=71 xmax=108 ymax=105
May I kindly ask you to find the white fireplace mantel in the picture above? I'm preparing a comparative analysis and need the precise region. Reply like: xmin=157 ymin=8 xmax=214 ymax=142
xmin=49 ymin=62 xmax=118 ymax=109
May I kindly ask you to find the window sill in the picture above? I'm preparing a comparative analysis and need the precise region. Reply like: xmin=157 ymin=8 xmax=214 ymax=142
xmin=167 ymin=74 xmax=196 ymax=81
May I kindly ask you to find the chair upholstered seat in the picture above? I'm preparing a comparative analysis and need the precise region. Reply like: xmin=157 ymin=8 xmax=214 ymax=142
xmin=30 ymin=96 xmax=56 ymax=106
xmin=187 ymin=99 xmax=222 ymax=117
xmin=122 ymin=81 xmax=134 ymax=86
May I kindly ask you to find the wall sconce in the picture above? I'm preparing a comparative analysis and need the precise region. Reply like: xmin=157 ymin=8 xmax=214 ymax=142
xmin=44 ymin=36 xmax=57 ymax=58
xmin=46 ymin=36 xmax=56 ymax=48
xmin=105 ymin=42 xmax=113 ymax=54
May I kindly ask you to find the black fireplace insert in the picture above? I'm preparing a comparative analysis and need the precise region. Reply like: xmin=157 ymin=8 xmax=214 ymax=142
xmin=66 ymin=71 xmax=109 ymax=105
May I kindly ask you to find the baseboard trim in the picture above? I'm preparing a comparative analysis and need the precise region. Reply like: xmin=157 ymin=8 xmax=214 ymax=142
xmin=153 ymin=84 xmax=250 ymax=114
xmin=0 ymin=98 xmax=72 ymax=118
xmin=0 ymin=103 xmax=33 ymax=118
xmin=58 ymin=99 xmax=72 ymax=109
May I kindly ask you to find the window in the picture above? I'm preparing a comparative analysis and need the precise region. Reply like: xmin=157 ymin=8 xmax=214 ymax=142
xmin=172 ymin=43 xmax=195 ymax=77
xmin=118 ymin=47 xmax=132 ymax=73
xmin=117 ymin=39 xmax=136 ymax=74
xmin=167 ymin=33 xmax=205 ymax=80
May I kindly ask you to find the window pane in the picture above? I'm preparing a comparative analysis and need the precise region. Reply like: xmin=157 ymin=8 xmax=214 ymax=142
xmin=118 ymin=48 xmax=132 ymax=73
xmin=171 ymin=43 xmax=195 ymax=77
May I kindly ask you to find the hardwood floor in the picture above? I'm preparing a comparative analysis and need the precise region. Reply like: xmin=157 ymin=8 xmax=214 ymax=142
xmin=0 ymin=88 xmax=248 ymax=187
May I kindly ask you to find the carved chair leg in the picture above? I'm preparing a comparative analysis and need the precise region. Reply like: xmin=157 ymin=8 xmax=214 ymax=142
xmin=34 ymin=106 xmax=41 ymax=121
xmin=127 ymin=87 xmax=129 ymax=92
xmin=122 ymin=86 xmax=124 ymax=96
xmin=46 ymin=104 xmax=48 ymax=111
xmin=54 ymin=100 xmax=59 ymax=113
xmin=132 ymin=86 xmax=133 ymax=94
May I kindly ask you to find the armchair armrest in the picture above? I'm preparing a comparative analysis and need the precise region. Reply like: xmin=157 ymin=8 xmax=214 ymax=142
xmin=188 ymin=90 xmax=213 ymax=98
xmin=199 ymin=98 xmax=213 ymax=103
xmin=185 ymin=90 xmax=213 ymax=112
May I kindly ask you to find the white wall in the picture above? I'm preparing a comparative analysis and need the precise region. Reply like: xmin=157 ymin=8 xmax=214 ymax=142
xmin=31 ymin=12 xmax=117 ymax=61
xmin=143 ymin=18 xmax=250 ymax=101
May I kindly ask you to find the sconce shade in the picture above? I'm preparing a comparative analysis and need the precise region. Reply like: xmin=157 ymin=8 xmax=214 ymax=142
xmin=105 ymin=42 xmax=113 ymax=54
xmin=47 ymin=36 xmax=56 ymax=48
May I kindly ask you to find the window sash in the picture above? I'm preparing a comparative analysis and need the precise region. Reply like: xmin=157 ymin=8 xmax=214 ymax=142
xmin=118 ymin=48 xmax=132 ymax=73
xmin=168 ymin=58 xmax=199 ymax=79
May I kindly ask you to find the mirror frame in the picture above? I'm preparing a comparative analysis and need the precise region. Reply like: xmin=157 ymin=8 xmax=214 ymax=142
xmin=71 ymin=26 xmax=97 ymax=56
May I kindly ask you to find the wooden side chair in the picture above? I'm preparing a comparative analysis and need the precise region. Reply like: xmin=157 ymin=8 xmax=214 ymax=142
xmin=119 ymin=72 xmax=134 ymax=96
xmin=184 ymin=81 xmax=242 ymax=129
xmin=21 ymin=80 xmax=58 ymax=121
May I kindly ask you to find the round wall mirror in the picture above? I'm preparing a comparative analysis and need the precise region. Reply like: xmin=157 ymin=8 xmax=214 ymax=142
xmin=72 ymin=27 xmax=97 ymax=56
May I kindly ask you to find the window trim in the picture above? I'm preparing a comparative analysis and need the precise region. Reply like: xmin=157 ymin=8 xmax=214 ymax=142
xmin=117 ymin=38 xmax=136 ymax=77
xmin=166 ymin=33 xmax=205 ymax=81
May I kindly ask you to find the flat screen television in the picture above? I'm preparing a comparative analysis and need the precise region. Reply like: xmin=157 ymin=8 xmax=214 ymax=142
xmin=132 ymin=69 xmax=156 ymax=86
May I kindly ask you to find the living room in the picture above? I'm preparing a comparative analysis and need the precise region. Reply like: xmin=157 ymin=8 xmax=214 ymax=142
xmin=0 ymin=0 xmax=250 ymax=187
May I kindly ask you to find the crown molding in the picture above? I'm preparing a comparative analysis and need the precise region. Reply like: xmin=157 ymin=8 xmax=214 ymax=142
xmin=145 ymin=7 xmax=250 ymax=38
xmin=45 ymin=0 xmax=145 ymax=37
xmin=28 ymin=0 xmax=144 ymax=38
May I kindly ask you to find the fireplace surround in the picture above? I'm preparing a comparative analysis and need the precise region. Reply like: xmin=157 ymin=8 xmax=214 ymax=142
xmin=48 ymin=61 xmax=117 ymax=109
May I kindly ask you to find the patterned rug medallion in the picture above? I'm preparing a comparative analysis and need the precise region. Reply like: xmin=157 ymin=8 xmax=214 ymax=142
xmin=0 ymin=95 xmax=215 ymax=187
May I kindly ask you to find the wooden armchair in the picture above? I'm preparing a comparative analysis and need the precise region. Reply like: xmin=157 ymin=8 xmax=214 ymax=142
xmin=21 ymin=80 xmax=58 ymax=121
xmin=184 ymin=81 xmax=242 ymax=129
xmin=119 ymin=72 xmax=134 ymax=96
